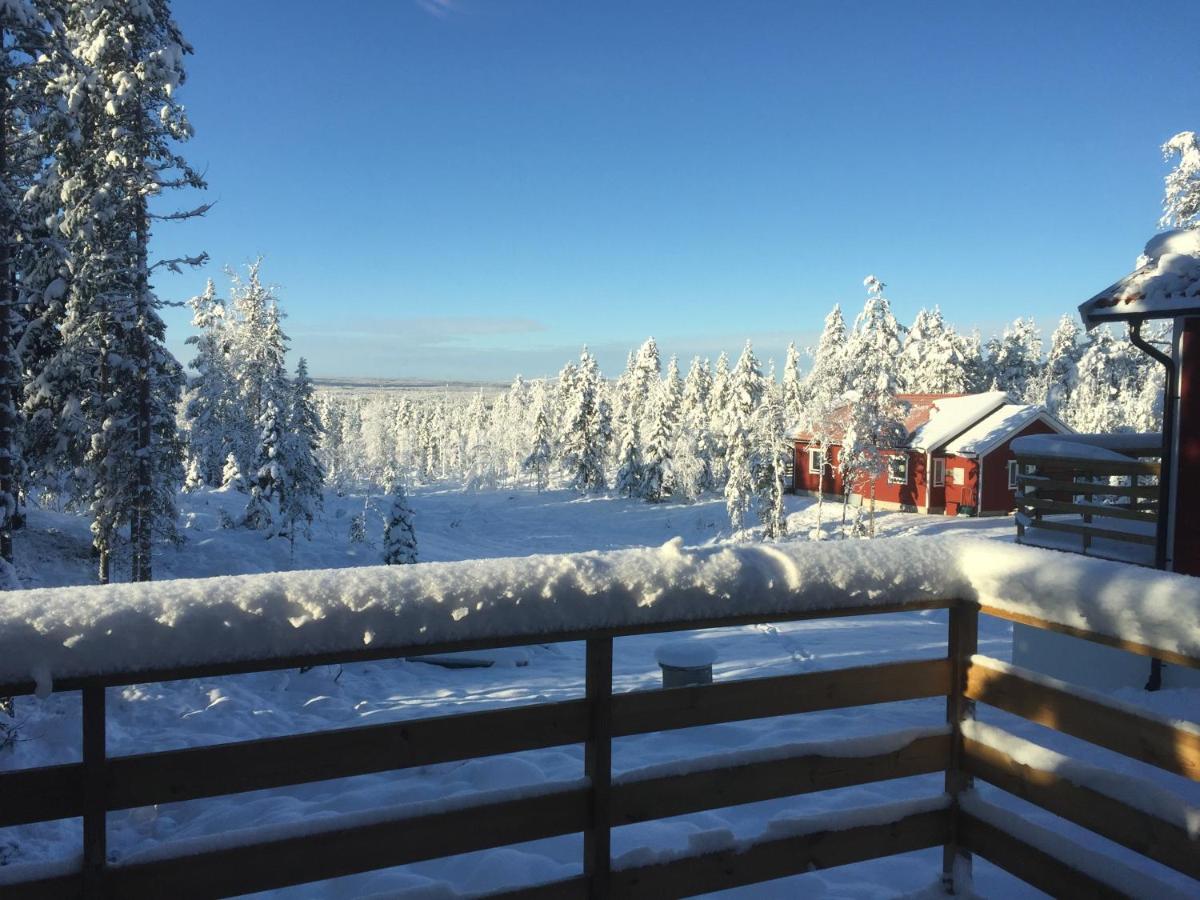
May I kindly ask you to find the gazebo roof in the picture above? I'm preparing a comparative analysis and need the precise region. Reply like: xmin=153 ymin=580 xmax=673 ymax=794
xmin=1078 ymin=229 xmax=1200 ymax=328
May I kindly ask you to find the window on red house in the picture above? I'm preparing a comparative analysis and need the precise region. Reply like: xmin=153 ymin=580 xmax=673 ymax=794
xmin=931 ymin=457 xmax=945 ymax=487
xmin=887 ymin=454 xmax=908 ymax=484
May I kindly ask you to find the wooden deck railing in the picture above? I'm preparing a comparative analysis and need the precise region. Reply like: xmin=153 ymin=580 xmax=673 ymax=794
xmin=0 ymin=595 xmax=1196 ymax=898
xmin=1014 ymin=450 xmax=1161 ymax=560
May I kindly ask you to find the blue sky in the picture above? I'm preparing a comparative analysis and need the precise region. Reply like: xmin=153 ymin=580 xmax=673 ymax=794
xmin=155 ymin=0 xmax=1200 ymax=381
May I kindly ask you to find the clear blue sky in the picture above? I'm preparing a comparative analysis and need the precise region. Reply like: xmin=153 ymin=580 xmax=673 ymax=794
xmin=154 ymin=0 xmax=1200 ymax=381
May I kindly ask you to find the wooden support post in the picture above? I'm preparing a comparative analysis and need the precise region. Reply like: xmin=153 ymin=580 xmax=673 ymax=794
xmin=584 ymin=638 xmax=613 ymax=899
xmin=942 ymin=603 xmax=977 ymax=894
xmin=82 ymin=684 xmax=107 ymax=898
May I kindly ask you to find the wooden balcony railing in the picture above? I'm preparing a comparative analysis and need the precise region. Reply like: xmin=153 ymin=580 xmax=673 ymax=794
xmin=0 ymin=584 xmax=1196 ymax=898
xmin=1015 ymin=449 xmax=1162 ymax=561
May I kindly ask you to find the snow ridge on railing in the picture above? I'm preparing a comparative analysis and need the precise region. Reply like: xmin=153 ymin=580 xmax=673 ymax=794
xmin=0 ymin=536 xmax=1197 ymax=691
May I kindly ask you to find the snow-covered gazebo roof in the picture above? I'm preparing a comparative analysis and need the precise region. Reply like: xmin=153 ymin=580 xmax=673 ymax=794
xmin=1078 ymin=229 xmax=1200 ymax=328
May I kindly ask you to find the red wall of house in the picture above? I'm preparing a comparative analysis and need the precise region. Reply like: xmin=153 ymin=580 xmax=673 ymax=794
xmin=1174 ymin=317 xmax=1200 ymax=576
xmin=942 ymin=456 xmax=978 ymax=514
xmin=793 ymin=442 xmax=843 ymax=495
xmin=793 ymin=443 xmax=928 ymax=510
xmin=978 ymin=418 xmax=1058 ymax=513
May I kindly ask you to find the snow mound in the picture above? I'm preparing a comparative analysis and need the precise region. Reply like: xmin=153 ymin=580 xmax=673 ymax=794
xmin=0 ymin=536 xmax=1197 ymax=690
xmin=654 ymin=640 xmax=718 ymax=669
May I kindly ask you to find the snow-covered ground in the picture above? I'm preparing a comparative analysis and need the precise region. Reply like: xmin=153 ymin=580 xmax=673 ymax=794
xmin=1 ymin=489 xmax=1196 ymax=898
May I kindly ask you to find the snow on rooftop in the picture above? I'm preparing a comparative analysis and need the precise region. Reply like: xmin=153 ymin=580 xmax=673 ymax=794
xmin=943 ymin=404 xmax=1046 ymax=456
xmin=0 ymin=536 xmax=1198 ymax=691
xmin=907 ymin=392 xmax=1011 ymax=451
xmin=1079 ymin=228 xmax=1200 ymax=326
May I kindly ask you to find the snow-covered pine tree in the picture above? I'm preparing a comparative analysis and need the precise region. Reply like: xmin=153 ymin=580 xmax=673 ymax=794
xmin=1063 ymin=327 xmax=1155 ymax=434
xmin=985 ymin=318 xmax=1042 ymax=404
xmin=561 ymin=347 xmax=610 ymax=493
xmin=841 ymin=277 xmax=905 ymax=538
xmin=802 ymin=305 xmax=851 ymax=539
xmin=521 ymin=383 xmax=554 ymax=492
xmin=280 ymin=358 xmax=324 ymax=549
xmin=614 ymin=418 xmax=643 ymax=498
xmin=182 ymin=279 xmax=231 ymax=484
xmin=640 ymin=395 xmax=673 ymax=502
xmin=382 ymin=480 xmax=418 ymax=565
xmin=244 ymin=302 xmax=290 ymax=531
xmin=1039 ymin=315 xmax=1085 ymax=417
xmin=782 ymin=342 xmax=804 ymax=424
xmin=722 ymin=341 xmax=764 ymax=532
xmin=750 ymin=367 xmax=788 ymax=539
xmin=220 ymin=451 xmax=245 ymax=492
xmin=38 ymin=0 xmax=205 ymax=581
xmin=0 ymin=0 xmax=64 ymax=565
xmin=708 ymin=351 xmax=732 ymax=484
xmin=899 ymin=307 xmax=973 ymax=393
xmin=1160 ymin=131 xmax=1200 ymax=231
xmin=182 ymin=456 xmax=203 ymax=493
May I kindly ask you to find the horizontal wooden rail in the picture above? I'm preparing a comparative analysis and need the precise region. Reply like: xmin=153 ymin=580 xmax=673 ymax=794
xmin=1018 ymin=496 xmax=1157 ymax=523
xmin=106 ymin=786 xmax=590 ymax=899
xmin=964 ymin=737 xmax=1199 ymax=880
xmin=1015 ymin=454 xmax=1161 ymax=477
xmin=1017 ymin=475 xmax=1160 ymax=499
xmin=612 ymin=732 xmax=951 ymax=825
xmin=978 ymin=605 xmax=1200 ymax=670
xmin=966 ymin=656 xmax=1200 ymax=780
xmin=0 ymin=598 xmax=957 ymax=698
xmin=610 ymin=808 xmax=948 ymax=898
xmin=1016 ymin=515 xmax=1157 ymax=546
xmin=961 ymin=812 xmax=1126 ymax=900
xmin=612 ymin=658 xmax=950 ymax=736
xmin=0 ymin=761 xmax=83 ymax=828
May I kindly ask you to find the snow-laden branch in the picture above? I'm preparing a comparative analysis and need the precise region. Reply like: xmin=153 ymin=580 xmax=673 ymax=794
xmin=150 ymin=251 xmax=209 ymax=274
xmin=0 ymin=536 xmax=1196 ymax=692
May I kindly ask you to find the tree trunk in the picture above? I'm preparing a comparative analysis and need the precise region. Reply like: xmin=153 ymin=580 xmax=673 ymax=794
xmin=133 ymin=179 xmax=152 ymax=581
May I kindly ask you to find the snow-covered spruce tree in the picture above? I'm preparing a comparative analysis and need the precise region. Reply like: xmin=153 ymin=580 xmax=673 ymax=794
xmin=1161 ymin=131 xmax=1200 ymax=231
xmin=984 ymin=318 xmax=1042 ymax=404
xmin=1039 ymin=315 xmax=1085 ymax=417
xmin=1063 ymin=327 xmax=1162 ymax=434
xmin=521 ymin=383 xmax=554 ymax=492
xmin=244 ymin=302 xmax=290 ymax=532
xmin=181 ymin=279 xmax=231 ymax=485
xmin=782 ymin=342 xmax=804 ymax=424
xmin=227 ymin=260 xmax=282 ymax=471
xmin=802 ymin=304 xmax=851 ymax=539
xmin=640 ymin=395 xmax=673 ymax=502
xmin=722 ymin=341 xmax=764 ymax=532
xmin=36 ymin=0 xmax=206 ymax=582
xmin=673 ymin=356 xmax=714 ymax=499
xmin=708 ymin=351 xmax=732 ymax=484
xmin=561 ymin=347 xmax=610 ymax=493
xmin=751 ymin=367 xmax=788 ymax=539
xmin=382 ymin=480 xmax=418 ymax=565
xmin=613 ymin=417 xmax=643 ymax=498
xmin=279 ymin=358 xmax=324 ymax=550
xmin=220 ymin=451 xmax=245 ymax=492
xmin=841 ymin=277 xmax=905 ymax=538
xmin=1 ymin=0 xmax=65 ymax=565
xmin=899 ymin=307 xmax=974 ymax=394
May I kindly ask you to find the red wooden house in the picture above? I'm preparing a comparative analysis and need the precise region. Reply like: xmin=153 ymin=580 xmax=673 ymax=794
xmin=789 ymin=391 xmax=1071 ymax=516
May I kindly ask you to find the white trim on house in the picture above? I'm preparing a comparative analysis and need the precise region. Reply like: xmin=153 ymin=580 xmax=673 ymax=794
xmin=1007 ymin=459 xmax=1019 ymax=490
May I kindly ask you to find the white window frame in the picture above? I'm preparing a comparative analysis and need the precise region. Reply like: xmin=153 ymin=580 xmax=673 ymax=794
xmin=1007 ymin=459 xmax=1019 ymax=490
xmin=931 ymin=457 xmax=945 ymax=488
xmin=887 ymin=454 xmax=909 ymax=485
xmin=808 ymin=448 xmax=824 ymax=475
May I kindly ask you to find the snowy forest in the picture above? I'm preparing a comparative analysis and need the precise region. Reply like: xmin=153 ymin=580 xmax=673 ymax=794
xmin=2 ymin=1 xmax=1198 ymax=585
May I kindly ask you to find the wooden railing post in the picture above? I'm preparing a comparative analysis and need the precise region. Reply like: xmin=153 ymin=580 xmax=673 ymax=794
xmin=942 ymin=602 xmax=978 ymax=894
xmin=82 ymin=683 xmax=107 ymax=898
xmin=584 ymin=637 xmax=613 ymax=898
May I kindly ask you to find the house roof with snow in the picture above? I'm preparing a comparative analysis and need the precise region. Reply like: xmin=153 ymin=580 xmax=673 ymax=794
xmin=1079 ymin=229 xmax=1200 ymax=327
xmin=789 ymin=391 xmax=1013 ymax=451
xmin=944 ymin=404 xmax=1065 ymax=457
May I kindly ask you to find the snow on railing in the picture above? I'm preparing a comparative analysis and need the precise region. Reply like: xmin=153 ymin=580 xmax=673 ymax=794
xmin=0 ymin=536 xmax=1198 ymax=693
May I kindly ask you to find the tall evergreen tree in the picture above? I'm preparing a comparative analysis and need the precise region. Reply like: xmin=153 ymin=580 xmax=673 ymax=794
xmin=1039 ymin=315 xmax=1085 ymax=417
xmin=841 ymin=277 xmax=905 ymax=538
xmin=561 ymin=347 xmax=610 ymax=493
xmin=382 ymin=480 xmax=418 ymax=565
xmin=985 ymin=318 xmax=1042 ymax=403
xmin=1161 ymin=131 xmax=1200 ymax=231
xmin=280 ymin=358 xmax=324 ymax=549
